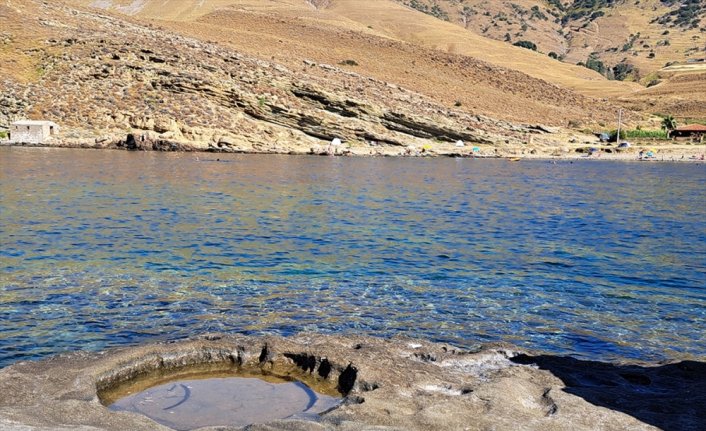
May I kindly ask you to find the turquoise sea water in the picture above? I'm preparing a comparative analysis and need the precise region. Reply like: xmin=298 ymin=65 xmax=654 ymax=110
xmin=1 ymin=147 xmax=704 ymax=367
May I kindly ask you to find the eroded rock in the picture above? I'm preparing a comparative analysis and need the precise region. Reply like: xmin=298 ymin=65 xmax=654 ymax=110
xmin=0 ymin=335 xmax=699 ymax=430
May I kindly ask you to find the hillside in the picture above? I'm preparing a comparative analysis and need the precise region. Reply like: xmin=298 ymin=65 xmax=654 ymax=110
xmin=2 ymin=0 xmax=703 ymax=158
xmin=3 ymin=0 xmax=626 ymax=157
xmin=395 ymin=0 xmax=705 ymax=83
xmin=618 ymin=67 xmax=706 ymax=120
xmin=68 ymin=0 xmax=704 ymax=122
xmin=65 ymin=0 xmax=640 ymax=99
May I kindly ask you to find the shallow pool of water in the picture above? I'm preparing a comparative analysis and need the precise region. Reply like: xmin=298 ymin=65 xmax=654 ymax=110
xmin=0 ymin=147 xmax=704 ymax=366
xmin=108 ymin=375 xmax=340 ymax=430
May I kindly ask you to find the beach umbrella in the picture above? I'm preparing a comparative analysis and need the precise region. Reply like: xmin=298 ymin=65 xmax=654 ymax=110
xmin=331 ymin=138 xmax=342 ymax=146
xmin=455 ymin=140 xmax=465 ymax=147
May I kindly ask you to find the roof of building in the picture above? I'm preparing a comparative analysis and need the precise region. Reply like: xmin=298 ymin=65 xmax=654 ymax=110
xmin=675 ymin=124 xmax=706 ymax=132
xmin=11 ymin=120 xmax=59 ymax=126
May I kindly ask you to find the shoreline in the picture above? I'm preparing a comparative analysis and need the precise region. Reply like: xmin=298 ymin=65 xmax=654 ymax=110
xmin=0 ymin=334 xmax=704 ymax=431
xmin=2 ymin=140 xmax=705 ymax=163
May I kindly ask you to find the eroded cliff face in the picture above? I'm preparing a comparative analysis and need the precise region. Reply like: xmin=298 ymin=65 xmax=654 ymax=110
xmin=1 ymin=334 xmax=704 ymax=431
xmin=1 ymin=1 xmax=603 ymax=155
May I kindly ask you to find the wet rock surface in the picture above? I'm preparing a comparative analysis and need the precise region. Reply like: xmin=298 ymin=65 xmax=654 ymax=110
xmin=0 ymin=334 xmax=703 ymax=430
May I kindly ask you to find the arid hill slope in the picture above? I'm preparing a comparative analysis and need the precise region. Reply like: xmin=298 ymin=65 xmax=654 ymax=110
xmin=4 ymin=0 xmax=623 ymax=155
xmin=395 ymin=0 xmax=705 ymax=81
xmin=66 ymin=0 xmax=641 ymax=99
xmin=1 ymin=0 xmax=632 ymax=133
xmin=72 ymin=0 xmax=702 ymax=121
xmin=618 ymin=69 xmax=706 ymax=120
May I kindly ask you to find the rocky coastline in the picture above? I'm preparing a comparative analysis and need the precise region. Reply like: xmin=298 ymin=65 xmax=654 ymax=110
xmin=2 ymin=137 xmax=705 ymax=162
xmin=0 ymin=334 xmax=704 ymax=431
xmin=2 ymin=1 xmax=703 ymax=164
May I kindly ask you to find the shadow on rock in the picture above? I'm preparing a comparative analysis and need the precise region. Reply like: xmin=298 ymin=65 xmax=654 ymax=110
xmin=511 ymin=354 xmax=706 ymax=431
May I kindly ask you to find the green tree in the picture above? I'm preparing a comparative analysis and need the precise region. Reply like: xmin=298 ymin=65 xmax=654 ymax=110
xmin=609 ymin=129 xmax=626 ymax=142
xmin=584 ymin=54 xmax=606 ymax=75
xmin=662 ymin=115 xmax=677 ymax=134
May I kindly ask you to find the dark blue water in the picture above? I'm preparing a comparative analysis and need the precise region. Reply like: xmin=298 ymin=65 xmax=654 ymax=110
xmin=1 ymin=147 xmax=705 ymax=367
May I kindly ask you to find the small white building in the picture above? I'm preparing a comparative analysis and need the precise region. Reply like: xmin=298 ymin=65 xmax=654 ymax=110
xmin=9 ymin=120 xmax=59 ymax=144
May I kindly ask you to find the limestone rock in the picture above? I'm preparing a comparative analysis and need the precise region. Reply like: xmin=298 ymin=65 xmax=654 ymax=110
xmin=1 ymin=335 xmax=702 ymax=431
xmin=129 ymin=116 xmax=155 ymax=130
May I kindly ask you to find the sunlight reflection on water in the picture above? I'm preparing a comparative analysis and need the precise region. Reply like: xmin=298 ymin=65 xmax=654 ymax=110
xmin=1 ymin=148 xmax=705 ymax=366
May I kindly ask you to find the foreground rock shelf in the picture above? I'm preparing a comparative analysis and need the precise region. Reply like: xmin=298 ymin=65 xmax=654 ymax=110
xmin=0 ymin=334 xmax=704 ymax=431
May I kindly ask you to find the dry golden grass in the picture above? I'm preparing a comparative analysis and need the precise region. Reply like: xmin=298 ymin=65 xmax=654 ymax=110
xmin=620 ymin=71 xmax=706 ymax=120
xmin=0 ymin=2 xmax=52 ymax=83
xmin=397 ymin=0 xmax=703 ymax=82
xmin=320 ymin=0 xmax=640 ymax=97
xmin=67 ymin=0 xmax=640 ymax=99
xmin=385 ymin=0 xmax=569 ymax=61
xmin=661 ymin=63 xmax=706 ymax=74
xmin=12 ymin=0 xmax=702 ymax=125
xmin=168 ymin=8 xmax=640 ymax=125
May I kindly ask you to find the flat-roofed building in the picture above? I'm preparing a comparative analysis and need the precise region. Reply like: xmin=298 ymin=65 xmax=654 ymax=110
xmin=671 ymin=124 xmax=706 ymax=143
xmin=9 ymin=120 xmax=60 ymax=144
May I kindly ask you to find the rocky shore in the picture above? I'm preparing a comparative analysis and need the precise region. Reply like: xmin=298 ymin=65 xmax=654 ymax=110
xmin=0 ymin=334 xmax=704 ymax=431
xmin=2 ymin=137 xmax=705 ymax=162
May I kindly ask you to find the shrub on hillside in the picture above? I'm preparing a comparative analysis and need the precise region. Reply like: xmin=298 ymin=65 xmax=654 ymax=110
xmin=612 ymin=61 xmax=635 ymax=81
xmin=513 ymin=40 xmax=538 ymax=51
xmin=547 ymin=0 xmax=565 ymax=11
xmin=582 ymin=53 xmax=606 ymax=74
xmin=656 ymin=0 xmax=705 ymax=28
xmin=407 ymin=0 xmax=449 ymax=21
xmin=609 ymin=129 xmax=626 ymax=142
xmin=624 ymin=129 xmax=669 ymax=139
xmin=530 ymin=6 xmax=549 ymax=20
xmin=561 ymin=0 xmax=616 ymax=24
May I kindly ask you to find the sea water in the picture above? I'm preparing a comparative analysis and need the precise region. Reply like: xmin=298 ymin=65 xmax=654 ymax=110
xmin=1 ymin=147 xmax=704 ymax=367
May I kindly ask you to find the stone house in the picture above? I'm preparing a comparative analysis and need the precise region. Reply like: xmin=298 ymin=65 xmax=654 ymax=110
xmin=9 ymin=120 xmax=60 ymax=144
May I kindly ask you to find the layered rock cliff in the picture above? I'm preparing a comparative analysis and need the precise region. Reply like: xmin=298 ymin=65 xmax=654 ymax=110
xmin=0 ymin=1 xmax=598 ymax=155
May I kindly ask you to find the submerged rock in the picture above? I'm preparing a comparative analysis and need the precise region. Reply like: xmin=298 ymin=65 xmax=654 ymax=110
xmin=0 ymin=335 xmax=702 ymax=430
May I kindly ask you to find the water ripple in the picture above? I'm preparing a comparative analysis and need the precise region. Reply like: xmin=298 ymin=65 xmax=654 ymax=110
xmin=0 ymin=148 xmax=705 ymax=367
